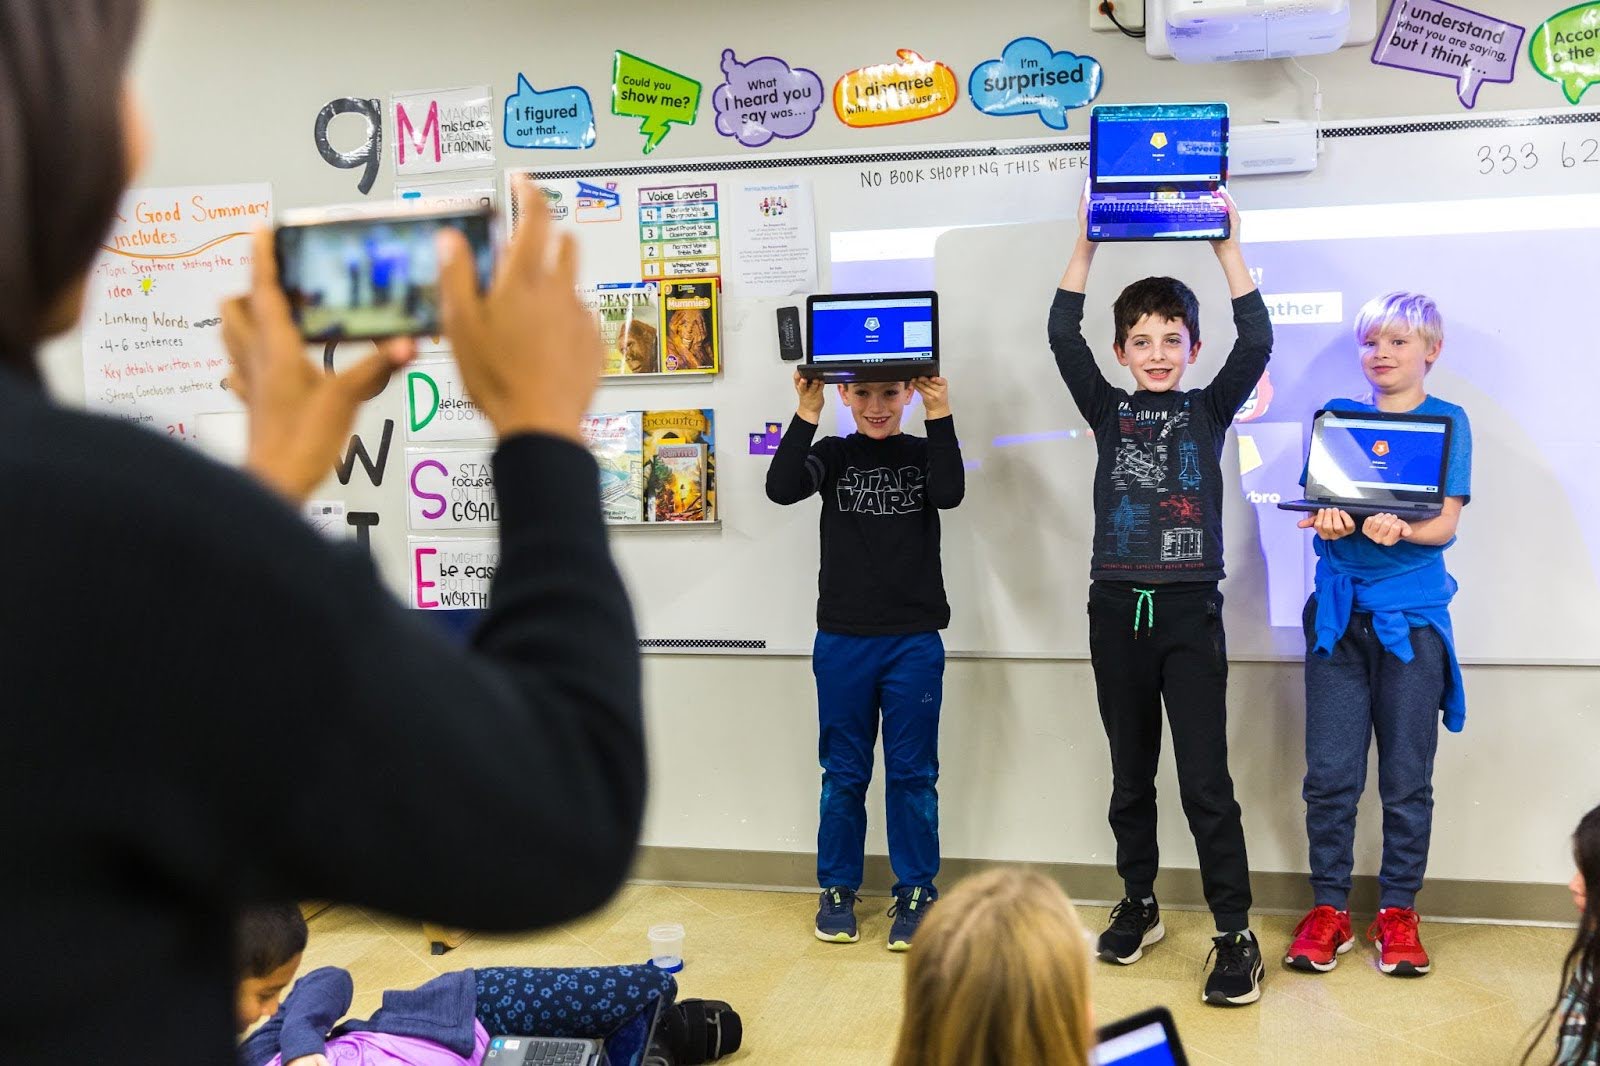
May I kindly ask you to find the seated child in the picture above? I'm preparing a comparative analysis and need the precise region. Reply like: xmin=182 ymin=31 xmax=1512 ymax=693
xmin=890 ymin=868 xmax=1094 ymax=1066
xmin=1526 ymin=804 xmax=1600 ymax=1066
xmin=234 ymin=906 xmax=739 ymax=1066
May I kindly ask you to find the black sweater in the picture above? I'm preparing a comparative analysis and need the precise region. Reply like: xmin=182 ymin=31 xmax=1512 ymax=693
xmin=0 ymin=366 xmax=644 ymax=1063
xmin=766 ymin=414 xmax=964 ymax=634
xmin=1047 ymin=288 xmax=1273 ymax=583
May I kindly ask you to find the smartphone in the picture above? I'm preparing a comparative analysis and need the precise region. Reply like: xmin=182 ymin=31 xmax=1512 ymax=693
xmin=274 ymin=203 xmax=496 ymax=341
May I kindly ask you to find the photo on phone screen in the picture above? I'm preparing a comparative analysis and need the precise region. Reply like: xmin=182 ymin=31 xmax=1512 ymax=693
xmin=276 ymin=208 xmax=495 ymax=341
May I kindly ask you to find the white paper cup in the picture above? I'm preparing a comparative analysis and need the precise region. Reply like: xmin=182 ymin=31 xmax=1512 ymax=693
xmin=648 ymin=922 xmax=685 ymax=972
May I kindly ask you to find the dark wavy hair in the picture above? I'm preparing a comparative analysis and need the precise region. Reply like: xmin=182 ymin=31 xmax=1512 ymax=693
xmin=1112 ymin=275 xmax=1201 ymax=351
xmin=0 ymin=0 xmax=143 ymax=379
xmin=1525 ymin=804 xmax=1600 ymax=1064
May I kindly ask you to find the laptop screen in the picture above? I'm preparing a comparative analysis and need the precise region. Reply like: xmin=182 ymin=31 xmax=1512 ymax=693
xmin=1093 ymin=1020 xmax=1179 ymax=1065
xmin=1308 ymin=413 xmax=1448 ymax=503
xmin=809 ymin=294 xmax=936 ymax=366
xmin=1091 ymin=103 xmax=1227 ymax=191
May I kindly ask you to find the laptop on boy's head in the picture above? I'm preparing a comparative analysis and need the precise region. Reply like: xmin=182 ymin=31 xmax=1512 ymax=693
xmin=1277 ymin=408 xmax=1452 ymax=520
xmin=1093 ymin=1006 xmax=1188 ymax=1066
xmin=800 ymin=291 xmax=939 ymax=384
xmin=1088 ymin=102 xmax=1229 ymax=242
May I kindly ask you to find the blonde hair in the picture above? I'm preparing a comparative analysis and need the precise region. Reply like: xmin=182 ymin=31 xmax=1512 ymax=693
xmin=1354 ymin=291 xmax=1443 ymax=351
xmin=891 ymin=869 xmax=1094 ymax=1066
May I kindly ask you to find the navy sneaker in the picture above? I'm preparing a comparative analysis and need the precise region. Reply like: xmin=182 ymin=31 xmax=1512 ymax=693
xmin=1204 ymin=931 xmax=1265 ymax=1007
xmin=887 ymin=887 xmax=934 ymax=952
xmin=814 ymin=887 xmax=859 ymax=943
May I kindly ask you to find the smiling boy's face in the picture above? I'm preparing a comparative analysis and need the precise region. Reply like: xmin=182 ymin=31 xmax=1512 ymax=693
xmin=1114 ymin=313 xmax=1200 ymax=393
xmin=1360 ymin=323 xmax=1440 ymax=398
xmin=838 ymin=380 xmax=912 ymax=438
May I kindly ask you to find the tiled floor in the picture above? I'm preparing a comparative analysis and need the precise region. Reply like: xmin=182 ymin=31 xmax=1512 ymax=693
xmin=299 ymin=885 xmax=1575 ymax=1065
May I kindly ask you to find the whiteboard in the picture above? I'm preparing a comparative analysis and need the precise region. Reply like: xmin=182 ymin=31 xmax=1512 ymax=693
xmin=482 ymin=106 xmax=1600 ymax=662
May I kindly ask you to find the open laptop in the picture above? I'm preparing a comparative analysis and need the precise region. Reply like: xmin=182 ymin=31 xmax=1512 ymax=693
xmin=1277 ymin=408 xmax=1453 ymax=520
xmin=1093 ymin=1006 xmax=1188 ymax=1066
xmin=484 ymin=986 xmax=668 ymax=1066
xmin=1088 ymin=102 xmax=1229 ymax=242
xmin=800 ymin=291 xmax=939 ymax=383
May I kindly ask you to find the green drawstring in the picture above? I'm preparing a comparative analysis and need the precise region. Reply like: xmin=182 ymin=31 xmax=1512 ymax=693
xmin=1133 ymin=588 xmax=1156 ymax=636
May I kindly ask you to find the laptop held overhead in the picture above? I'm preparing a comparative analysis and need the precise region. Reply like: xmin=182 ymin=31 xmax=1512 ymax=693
xmin=1277 ymin=408 xmax=1453 ymax=520
xmin=800 ymin=291 xmax=939 ymax=384
xmin=1088 ymin=102 xmax=1229 ymax=242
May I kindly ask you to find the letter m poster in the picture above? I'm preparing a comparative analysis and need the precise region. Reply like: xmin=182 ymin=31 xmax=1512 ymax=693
xmin=392 ymin=86 xmax=497 ymax=176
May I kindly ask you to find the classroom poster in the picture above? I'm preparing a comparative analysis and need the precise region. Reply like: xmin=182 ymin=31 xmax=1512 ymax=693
xmin=1370 ymin=0 xmax=1526 ymax=108
xmin=503 ymin=74 xmax=597 ymax=150
xmin=80 ymin=183 xmax=271 ymax=440
xmin=613 ymin=51 xmax=701 ymax=154
xmin=407 ymin=447 xmax=498 ymax=530
xmin=712 ymin=49 xmax=825 ymax=148
xmin=833 ymin=50 xmax=960 ymax=128
xmin=727 ymin=180 xmax=818 ymax=297
xmin=405 ymin=360 xmax=492 ymax=442
xmin=392 ymin=86 xmax=496 ymax=176
xmin=639 ymin=183 xmax=721 ymax=279
xmin=1530 ymin=3 xmax=1600 ymax=104
xmin=968 ymin=36 xmax=1104 ymax=129
xmin=409 ymin=538 xmax=499 ymax=609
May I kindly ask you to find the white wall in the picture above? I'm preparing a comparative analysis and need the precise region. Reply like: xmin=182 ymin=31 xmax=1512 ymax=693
xmin=83 ymin=0 xmax=1600 ymax=893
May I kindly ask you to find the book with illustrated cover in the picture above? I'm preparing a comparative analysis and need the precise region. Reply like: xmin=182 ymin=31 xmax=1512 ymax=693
xmin=583 ymin=283 xmax=660 ymax=376
xmin=659 ymin=281 xmax=720 ymax=374
xmin=643 ymin=408 xmax=716 ymax=522
xmin=648 ymin=443 xmax=706 ymax=523
xmin=579 ymin=411 xmax=644 ymax=522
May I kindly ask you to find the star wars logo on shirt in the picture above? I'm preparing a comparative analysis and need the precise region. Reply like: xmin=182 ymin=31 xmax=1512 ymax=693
xmin=837 ymin=466 xmax=926 ymax=515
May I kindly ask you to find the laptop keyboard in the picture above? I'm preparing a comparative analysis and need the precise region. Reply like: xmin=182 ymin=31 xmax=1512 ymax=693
xmin=1095 ymin=199 xmax=1224 ymax=221
xmin=522 ymin=1040 xmax=596 ymax=1064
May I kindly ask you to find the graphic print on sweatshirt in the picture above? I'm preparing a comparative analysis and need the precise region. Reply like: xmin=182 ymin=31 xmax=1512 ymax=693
xmin=1111 ymin=402 xmax=1195 ymax=493
xmin=836 ymin=465 xmax=926 ymax=515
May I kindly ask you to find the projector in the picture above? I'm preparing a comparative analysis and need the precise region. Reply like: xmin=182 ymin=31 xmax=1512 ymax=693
xmin=1151 ymin=0 xmax=1352 ymax=62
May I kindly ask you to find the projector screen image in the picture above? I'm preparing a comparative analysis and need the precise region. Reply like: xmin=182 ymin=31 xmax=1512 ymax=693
xmin=831 ymin=194 xmax=1598 ymax=640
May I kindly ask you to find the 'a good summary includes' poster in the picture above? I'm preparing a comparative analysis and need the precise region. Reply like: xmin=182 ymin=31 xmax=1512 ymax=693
xmin=81 ymin=183 xmax=271 ymax=441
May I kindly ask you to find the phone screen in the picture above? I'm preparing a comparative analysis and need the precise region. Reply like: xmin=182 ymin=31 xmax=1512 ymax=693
xmin=276 ymin=209 xmax=494 ymax=341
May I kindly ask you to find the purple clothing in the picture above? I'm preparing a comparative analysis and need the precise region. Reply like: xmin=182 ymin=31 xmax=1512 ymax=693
xmin=262 ymin=1024 xmax=489 ymax=1066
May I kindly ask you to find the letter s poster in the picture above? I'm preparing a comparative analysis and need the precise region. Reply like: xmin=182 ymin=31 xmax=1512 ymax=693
xmin=81 ymin=183 xmax=272 ymax=442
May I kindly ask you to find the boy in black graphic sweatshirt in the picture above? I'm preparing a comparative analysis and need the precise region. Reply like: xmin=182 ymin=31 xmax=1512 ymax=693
xmin=1047 ymin=189 xmax=1273 ymax=1007
xmin=766 ymin=371 xmax=964 ymax=953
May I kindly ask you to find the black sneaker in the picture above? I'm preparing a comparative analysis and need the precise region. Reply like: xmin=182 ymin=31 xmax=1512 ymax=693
xmin=1204 ymin=931 xmax=1264 ymax=1006
xmin=814 ymin=886 xmax=859 ymax=943
xmin=1097 ymin=898 xmax=1165 ymax=964
xmin=887 ymin=886 xmax=934 ymax=952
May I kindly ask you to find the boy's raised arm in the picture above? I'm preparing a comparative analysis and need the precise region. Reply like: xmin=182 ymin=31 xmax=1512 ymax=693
xmin=766 ymin=370 xmax=829 ymax=505
xmin=1048 ymin=185 xmax=1118 ymax=428
xmin=916 ymin=376 xmax=965 ymax=510
xmin=1203 ymin=190 xmax=1274 ymax=427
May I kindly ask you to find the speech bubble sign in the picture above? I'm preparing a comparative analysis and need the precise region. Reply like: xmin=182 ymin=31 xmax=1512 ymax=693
xmin=613 ymin=51 xmax=701 ymax=154
xmin=1530 ymin=2 xmax=1600 ymax=104
xmin=1370 ymin=0 xmax=1526 ymax=108
xmin=833 ymin=49 xmax=960 ymax=128
xmin=967 ymin=37 xmax=1104 ymax=130
xmin=712 ymin=49 xmax=825 ymax=148
xmin=503 ymin=74 xmax=596 ymax=150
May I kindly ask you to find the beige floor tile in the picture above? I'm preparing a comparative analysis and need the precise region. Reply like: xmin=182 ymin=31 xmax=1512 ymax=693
xmin=300 ymin=889 xmax=1572 ymax=1065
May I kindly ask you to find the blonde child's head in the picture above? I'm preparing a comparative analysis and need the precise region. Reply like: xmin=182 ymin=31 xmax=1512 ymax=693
xmin=1353 ymin=292 xmax=1444 ymax=399
xmin=891 ymin=868 xmax=1094 ymax=1066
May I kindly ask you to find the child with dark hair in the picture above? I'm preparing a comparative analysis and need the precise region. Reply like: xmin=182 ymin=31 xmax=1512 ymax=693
xmin=1047 ymin=185 xmax=1272 ymax=1006
xmin=1526 ymin=805 xmax=1600 ymax=1066
xmin=233 ymin=907 xmax=740 ymax=1066
xmin=234 ymin=905 xmax=307 ymax=1033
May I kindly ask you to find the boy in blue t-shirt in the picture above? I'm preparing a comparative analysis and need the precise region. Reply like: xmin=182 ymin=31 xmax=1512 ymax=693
xmin=1284 ymin=291 xmax=1471 ymax=980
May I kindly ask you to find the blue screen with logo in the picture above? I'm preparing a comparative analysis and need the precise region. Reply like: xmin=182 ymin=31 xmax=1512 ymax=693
xmin=1093 ymin=1021 xmax=1178 ymax=1066
xmin=809 ymin=297 xmax=935 ymax=364
xmin=1312 ymin=416 xmax=1447 ymax=495
xmin=1093 ymin=105 xmax=1226 ymax=185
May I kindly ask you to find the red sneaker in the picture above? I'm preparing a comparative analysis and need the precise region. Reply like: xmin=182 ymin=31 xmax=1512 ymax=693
xmin=1367 ymin=907 xmax=1431 ymax=976
xmin=1285 ymin=905 xmax=1354 ymax=972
